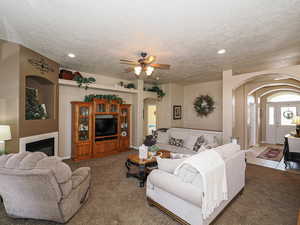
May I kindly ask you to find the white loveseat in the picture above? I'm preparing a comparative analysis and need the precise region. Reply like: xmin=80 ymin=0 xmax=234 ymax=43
xmin=156 ymin=128 xmax=223 ymax=155
xmin=146 ymin=145 xmax=246 ymax=225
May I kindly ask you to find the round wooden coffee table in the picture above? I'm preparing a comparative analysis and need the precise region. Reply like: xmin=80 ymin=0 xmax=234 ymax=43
xmin=125 ymin=150 xmax=170 ymax=187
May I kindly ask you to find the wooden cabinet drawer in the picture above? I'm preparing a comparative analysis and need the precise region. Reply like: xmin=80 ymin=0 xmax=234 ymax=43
xmin=93 ymin=139 xmax=119 ymax=157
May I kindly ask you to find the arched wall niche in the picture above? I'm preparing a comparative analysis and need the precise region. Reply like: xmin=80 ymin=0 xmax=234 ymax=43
xmin=25 ymin=75 xmax=55 ymax=120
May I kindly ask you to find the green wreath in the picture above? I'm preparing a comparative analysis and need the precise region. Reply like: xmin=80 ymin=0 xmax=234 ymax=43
xmin=194 ymin=95 xmax=215 ymax=117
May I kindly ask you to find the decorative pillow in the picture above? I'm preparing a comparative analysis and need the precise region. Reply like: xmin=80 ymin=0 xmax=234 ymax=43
xmin=204 ymin=134 xmax=220 ymax=145
xmin=198 ymin=142 xmax=219 ymax=152
xmin=156 ymin=131 xmax=169 ymax=144
xmin=193 ymin=136 xmax=205 ymax=152
xmin=170 ymin=131 xmax=188 ymax=140
xmin=152 ymin=130 xmax=158 ymax=140
xmin=168 ymin=137 xmax=184 ymax=147
xmin=184 ymin=135 xmax=199 ymax=150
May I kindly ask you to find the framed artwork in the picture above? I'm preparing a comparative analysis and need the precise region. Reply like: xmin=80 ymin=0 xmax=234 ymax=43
xmin=173 ymin=105 xmax=182 ymax=120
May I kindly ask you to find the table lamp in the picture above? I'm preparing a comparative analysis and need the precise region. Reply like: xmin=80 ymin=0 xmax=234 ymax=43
xmin=292 ymin=116 xmax=300 ymax=137
xmin=0 ymin=125 xmax=11 ymax=155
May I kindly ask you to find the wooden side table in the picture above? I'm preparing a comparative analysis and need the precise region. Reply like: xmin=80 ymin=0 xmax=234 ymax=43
xmin=125 ymin=150 xmax=170 ymax=187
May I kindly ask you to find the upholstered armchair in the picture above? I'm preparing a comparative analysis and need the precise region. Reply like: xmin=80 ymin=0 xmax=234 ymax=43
xmin=0 ymin=152 xmax=91 ymax=223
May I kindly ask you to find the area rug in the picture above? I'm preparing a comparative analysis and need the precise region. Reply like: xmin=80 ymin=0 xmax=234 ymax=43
xmin=257 ymin=147 xmax=284 ymax=162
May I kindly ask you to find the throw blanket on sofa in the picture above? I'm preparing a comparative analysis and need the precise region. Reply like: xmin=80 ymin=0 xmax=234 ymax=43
xmin=174 ymin=150 xmax=228 ymax=220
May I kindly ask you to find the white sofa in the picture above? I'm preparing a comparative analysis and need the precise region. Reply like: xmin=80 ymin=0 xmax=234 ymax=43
xmin=146 ymin=147 xmax=245 ymax=225
xmin=156 ymin=128 xmax=223 ymax=155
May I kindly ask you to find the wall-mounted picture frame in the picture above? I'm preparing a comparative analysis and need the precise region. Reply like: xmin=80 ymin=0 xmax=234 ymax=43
xmin=173 ymin=105 xmax=182 ymax=120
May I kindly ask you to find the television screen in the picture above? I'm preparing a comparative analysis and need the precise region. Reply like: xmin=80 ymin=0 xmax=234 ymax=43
xmin=95 ymin=117 xmax=117 ymax=136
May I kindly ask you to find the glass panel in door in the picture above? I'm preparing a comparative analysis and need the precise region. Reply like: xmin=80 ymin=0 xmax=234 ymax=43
xmin=275 ymin=106 xmax=297 ymax=144
xmin=78 ymin=106 xmax=89 ymax=141
xmin=280 ymin=107 xmax=296 ymax=126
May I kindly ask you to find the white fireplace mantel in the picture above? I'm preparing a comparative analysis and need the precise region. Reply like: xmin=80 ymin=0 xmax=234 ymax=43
xmin=19 ymin=132 xmax=58 ymax=156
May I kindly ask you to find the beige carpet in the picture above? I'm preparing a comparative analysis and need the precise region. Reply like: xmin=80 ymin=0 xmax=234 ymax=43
xmin=0 ymin=151 xmax=300 ymax=225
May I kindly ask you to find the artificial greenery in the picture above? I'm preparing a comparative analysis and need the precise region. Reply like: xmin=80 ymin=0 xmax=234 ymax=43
xmin=26 ymin=88 xmax=48 ymax=120
xmin=193 ymin=95 xmax=215 ymax=117
xmin=148 ymin=145 xmax=160 ymax=152
xmin=73 ymin=74 xmax=96 ymax=90
xmin=147 ymin=86 xmax=166 ymax=98
xmin=84 ymin=94 xmax=123 ymax=103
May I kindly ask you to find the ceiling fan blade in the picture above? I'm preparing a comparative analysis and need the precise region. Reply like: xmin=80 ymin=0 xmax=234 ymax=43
xmin=151 ymin=63 xmax=170 ymax=69
xmin=124 ymin=67 xmax=134 ymax=73
xmin=120 ymin=59 xmax=139 ymax=65
xmin=144 ymin=55 xmax=156 ymax=64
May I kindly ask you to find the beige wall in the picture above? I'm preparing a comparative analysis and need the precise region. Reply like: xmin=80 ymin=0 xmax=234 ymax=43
xmin=156 ymin=83 xmax=184 ymax=129
xmin=157 ymin=84 xmax=172 ymax=128
xmin=0 ymin=41 xmax=20 ymax=153
xmin=170 ymin=83 xmax=184 ymax=127
xmin=19 ymin=46 xmax=59 ymax=138
xmin=183 ymin=80 xmax=223 ymax=131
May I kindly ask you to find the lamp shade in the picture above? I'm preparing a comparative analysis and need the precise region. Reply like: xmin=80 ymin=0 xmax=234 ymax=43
xmin=0 ymin=125 xmax=11 ymax=141
xmin=292 ymin=116 xmax=300 ymax=125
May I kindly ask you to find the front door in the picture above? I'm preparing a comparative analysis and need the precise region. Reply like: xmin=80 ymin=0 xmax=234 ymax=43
xmin=266 ymin=102 xmax=300 ymax=144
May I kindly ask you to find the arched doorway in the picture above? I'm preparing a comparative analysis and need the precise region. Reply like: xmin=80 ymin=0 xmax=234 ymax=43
xmin=143 ymin=98 xmax=158 ymax=137
xmin=233 ymin=74 xmax=300 ymax=149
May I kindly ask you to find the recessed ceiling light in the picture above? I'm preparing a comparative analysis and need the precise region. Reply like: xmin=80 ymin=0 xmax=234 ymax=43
xmin=68 ymin=53 xmax=76 ymax=58
xmin=217 ymin=49 xmax=226 ymax=54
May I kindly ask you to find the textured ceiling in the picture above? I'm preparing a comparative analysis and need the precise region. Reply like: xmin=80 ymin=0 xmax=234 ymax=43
xmin=1 ymin=0 xmax=300 ymax=84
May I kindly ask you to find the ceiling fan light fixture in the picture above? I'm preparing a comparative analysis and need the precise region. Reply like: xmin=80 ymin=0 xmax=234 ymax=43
xmin=134 ymin=66 xmax=142 ymax=75
xmin=146 ymin=66 xmax=154 ymax=76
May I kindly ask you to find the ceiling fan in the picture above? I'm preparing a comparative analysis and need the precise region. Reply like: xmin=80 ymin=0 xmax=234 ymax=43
xmin=120 ymin=52 xmax=170 ymax=77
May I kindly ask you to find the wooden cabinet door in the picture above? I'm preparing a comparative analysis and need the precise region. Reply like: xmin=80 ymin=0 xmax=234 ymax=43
xmin=75 ymin=142 xmax=92 ymax=160
xmin=71 ymin=102 xmax=93 ymax=161
xmin=119 ymin=137 xmax=129 ymax=151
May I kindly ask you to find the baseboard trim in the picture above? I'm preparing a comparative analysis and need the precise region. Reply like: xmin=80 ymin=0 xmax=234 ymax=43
xmin=130 ymin=145 xmax=139 ymax=150
xmin=59 ymin=156 xmax=71 ymax=160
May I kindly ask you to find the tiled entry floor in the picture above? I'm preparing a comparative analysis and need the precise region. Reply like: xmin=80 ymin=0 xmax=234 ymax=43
xmin=246 ymin=144 xmax=300 ymax=174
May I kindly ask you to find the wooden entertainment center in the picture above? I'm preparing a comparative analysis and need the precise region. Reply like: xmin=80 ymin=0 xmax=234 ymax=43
xmin=71 ymin=99 xmax=131 ymax=161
